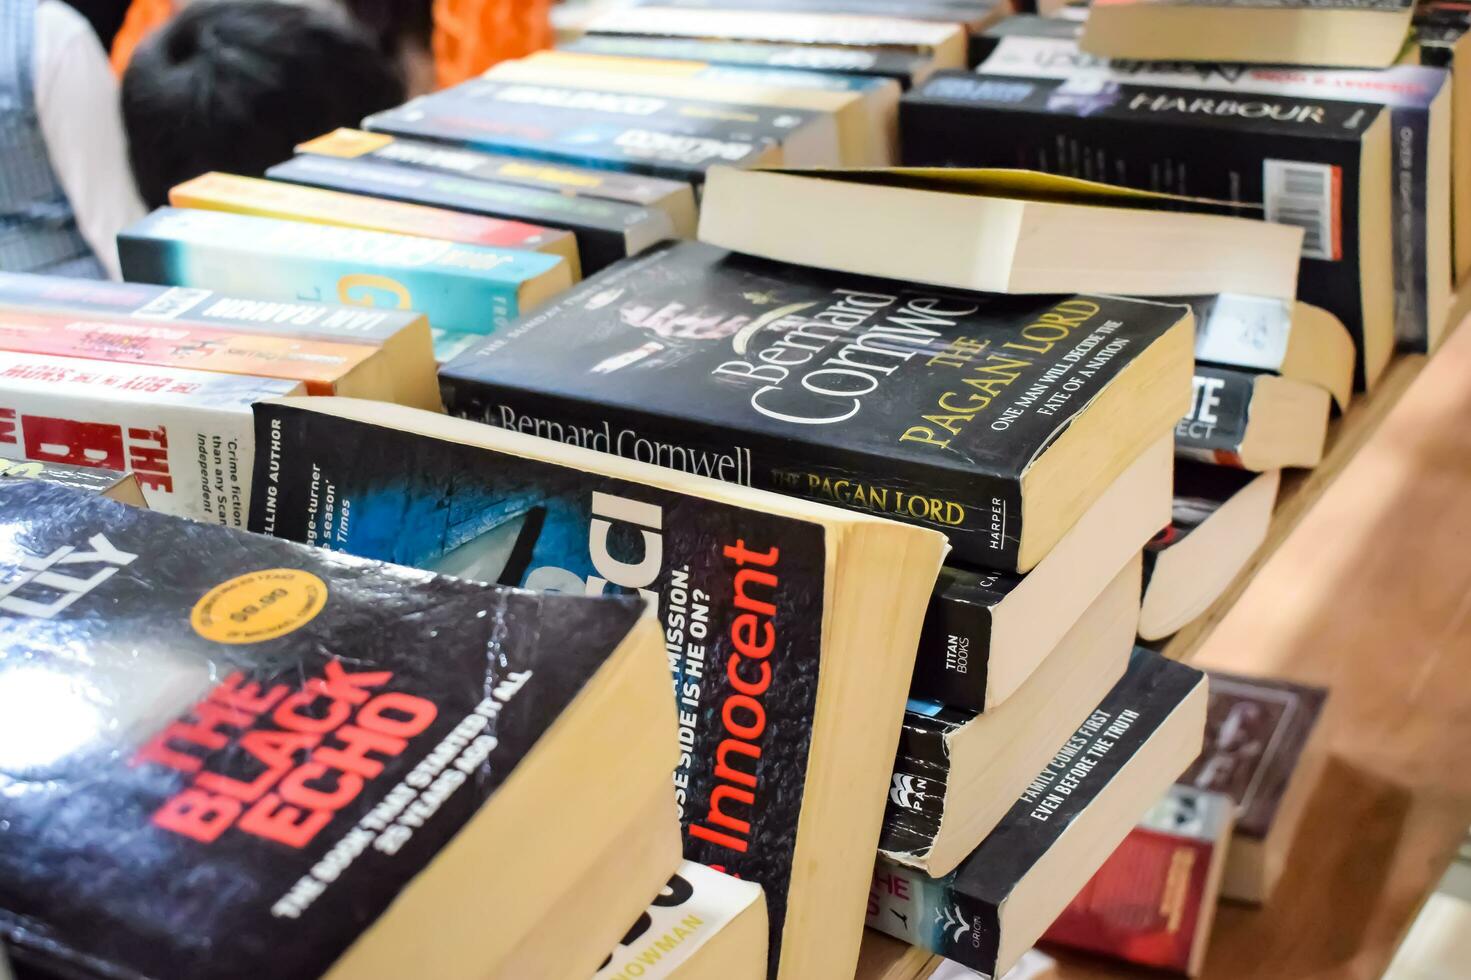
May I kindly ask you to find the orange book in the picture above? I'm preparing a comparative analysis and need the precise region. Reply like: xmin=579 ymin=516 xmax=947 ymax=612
xmin=0 ymin=310 xmax=433 ymax=409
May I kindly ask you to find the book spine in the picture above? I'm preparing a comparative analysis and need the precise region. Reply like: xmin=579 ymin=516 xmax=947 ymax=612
xmin=0 ymin=275 xmax=421 ymax=343
xmin=868 ymin=857 xmax=1002 ymax=974
xmin=363 ymin=99 xmax=765 ymax=185
xmin=566 ymin=34 xmax=924 ymax=85
xmin=878 ymin=749 xmax=949 ymax=857
xmin=439 ymin=371 xmax=1018 ymax=567
xmin=1175 ymin=366 xmax=1254 ymax=468
xmin=0 ymin=368 xmax=264 ymax=526
xmin=171 ymin=174 xmax=557 ymax=252
xmin=117 ymin=214 xmax=531 ymax=337
xmin=909 ymin=569 xmax=995 ymax=710
xmin=900 ymin=73 xmax=1377 ymax=384
xmin=268 ymin=155 xmax=648 ymax=274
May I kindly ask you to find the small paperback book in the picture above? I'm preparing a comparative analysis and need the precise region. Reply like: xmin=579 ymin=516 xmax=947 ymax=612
xmin=1178 ymin=671 xmax=1329 ymax=903
xmin=0 ymin=350 xmax=300 ymax=525
xmin=246 ymin=396 xmax=947 ymax=980
xmin=1177 ymin=365 xmax=1330 ymax=471
xmin=1140 ymin=463 xmax=1281 ymax=642
xmin=595 ymin=861 xmax=767 ymax=980
xmin=439 ymin=240 xmax=1193 ymax=571
xmin=1042 ymin=785 xmax=1236 ymax=976
xmin=0 ymin=270 xmax=438 ymax=410
xmin=881 ymin=555 xmax=1143 ymax=877
xmin=868 ymin=648 xmax=1209 ymax=978
xmin=0 ymin=480 xmax=681 ymax=980
xmin=0 ymin=457 xmax=144 ymax=506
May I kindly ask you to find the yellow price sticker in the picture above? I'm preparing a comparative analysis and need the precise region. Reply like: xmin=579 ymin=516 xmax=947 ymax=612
xmin=191 ymin=569 xmax=328 ymax=645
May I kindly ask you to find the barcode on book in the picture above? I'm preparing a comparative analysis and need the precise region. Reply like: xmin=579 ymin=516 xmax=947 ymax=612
xmin=133 ymin=287 xmax=213 ymax=321
xmin=1263 ymin=160 xmax=1340 ymax=262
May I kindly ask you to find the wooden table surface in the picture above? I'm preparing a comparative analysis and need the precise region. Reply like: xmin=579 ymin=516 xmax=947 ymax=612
xmin=1056 ymin=319 xmax=1471 ymax=979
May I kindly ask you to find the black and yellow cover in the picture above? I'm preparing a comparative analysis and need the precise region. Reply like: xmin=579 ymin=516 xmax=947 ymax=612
xmin=0 ymin=480 xmax=647 ymax=979
xmin=440 ymin=241 xmax=1187 ymax=569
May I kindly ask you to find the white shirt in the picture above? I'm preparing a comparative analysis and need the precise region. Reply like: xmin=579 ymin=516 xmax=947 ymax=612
xmin=34 ymin=0 xmax=146 ymax=279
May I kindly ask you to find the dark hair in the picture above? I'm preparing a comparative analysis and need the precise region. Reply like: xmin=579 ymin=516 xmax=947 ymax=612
xmin=121 ymin=0 xmax=406 ymax=209
xmin=338 ymin=0 xmax=434 ymax=58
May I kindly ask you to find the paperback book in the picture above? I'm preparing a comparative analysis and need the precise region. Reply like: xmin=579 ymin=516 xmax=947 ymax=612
xmin=0 ymin=480 xmax=681 ymax=980
xmin=0 ymin=307 xmax=429 ymax=408
xmin=1179 ymin=672 xmax=1329 ymax=903
xmin=268 ymin=154 xmax=674 ymax=276
xmin=563 ymin=34 xmax=936 ymax=88
xmin=247 ymin=396 xmax=946 ymax=979
xmin=1177 ymin=365 xmax=1330 ymax=470
xmin=0 ymin=350 xmax=299 ymax=524
xmin=297 ymin=129 xmax=698 ymax=239
xmin=594 ymin=861 xmax=767 ymax=980
xmin=901 ymin=71 xmax=1396 ymax=388
xmin=0 ymin=457 xmax=144 ymax=505
xmin=439 ymin=241 xmax=1192 ymax=571
xmin=868 ymin=648 xmax=1209 ymax=977
xmin=169 ymin=172 xmax=583 ymax=279
xmin=118 ymin=208 xmax=573 ymax=346
xmin=363 ymin=81 xmax=795 ymax=185
xmin=1041 ymin=786 xmax=1236 ymax=975
xmin=973 ymin=24 xmax=1453 ymax=352
xmin=0 ymin=272 xmax=439 ymax=409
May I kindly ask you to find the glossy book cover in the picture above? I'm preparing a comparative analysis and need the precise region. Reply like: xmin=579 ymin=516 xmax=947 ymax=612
xmin=118 ymin=208 xmax=567 ymax=338
xmin=440 ymin=241 xmax=1187 ymax=569
xmin=248 ymin=400 xmax=829 ymax=973
xmin=0 ymin=480 xmax=646 ymax=979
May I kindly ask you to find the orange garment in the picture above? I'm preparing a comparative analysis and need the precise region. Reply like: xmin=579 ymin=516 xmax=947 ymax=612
xmin=109 ymin=0 xmax=171 ymax=75
xmin=108 ymin=0 xmax=553 ymax=86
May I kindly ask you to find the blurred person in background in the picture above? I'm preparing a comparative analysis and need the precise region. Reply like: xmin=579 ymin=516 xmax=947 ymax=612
xmin=120 ymin=0 xmax=406 ymax=209
xmin=1 ymin=0 xmax=145 ymax=278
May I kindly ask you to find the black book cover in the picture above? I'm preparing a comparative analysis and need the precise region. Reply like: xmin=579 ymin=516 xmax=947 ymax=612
xmin=901 ymin=71 xmax=1385 ymax=383
xmin=247 ymin=401 xmax=830 ymax=973
xmin=564 ymin=34 xmax=930 ymax=87
xmin=300 ymin=132 xmax=688 ymax=211
xmin=876 ymin=701 xmax=975 ymax=855
xmin=265 ymin=155 xmax=664 ymax=275
xmin=364 ymin=77 xmax=818 ymax=184
xmin=1141 ymin=460 xmax=1260 ymax=587
xmin=867 ymin=648 xmax=1206 ymax=975
xmin=1176 ymin=365 xmax=1259 ymax=467
xmin=910 ymin=566 xmax=1018 ymax=709
xmin=0 ymin=481 xmax=644 ymax=980
xmin=439 ymin=241 xmax=1187 ymax=569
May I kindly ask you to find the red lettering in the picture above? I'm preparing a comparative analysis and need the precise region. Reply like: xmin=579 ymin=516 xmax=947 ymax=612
xmin=722 ymin=694 xmax=765 ymax=741
xmin=22 ymin=415 xmax=124 ymax=469
xmin=726 ymin=654 xmax=770 ymax=697
xmin=152 ymin=788 xmax=241 ymax=843
xmin=238 ymin=793 xmax=332 ymax=848
xmin=705 ymin=784 xmax=754 ymax=836
xmin=0 ymin=407 xmax=15 ymax=445
xmin=273 ymin=690 xmax=351 ymax=734
xmin=713 ymin=738 xmax=759 ymax=789
xmin=305 ymin=659 xmax=393 ymax=707
xmin=313 ymin=724 xmax=405 ymax=779
xmin=688 ymin=822 xmax=748 ymax=853
xmin=730 ymin=613 xmax=774 ymax=659
xmin=210 ymin=672 xmax=289 ymax=715
xmin=355 ymin=692 xmax=437 ymax=738
xmin=278 ymin=762 xmax=363 ymax=812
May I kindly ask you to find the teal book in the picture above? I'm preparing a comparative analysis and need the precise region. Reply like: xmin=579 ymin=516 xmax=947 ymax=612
xmin=118 ymin=208 xmax=574 ymax=341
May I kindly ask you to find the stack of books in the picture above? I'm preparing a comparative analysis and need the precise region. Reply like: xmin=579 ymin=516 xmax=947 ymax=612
xmin=0 ymin=2 xmax=1424 ymax=977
